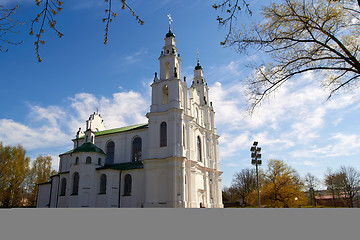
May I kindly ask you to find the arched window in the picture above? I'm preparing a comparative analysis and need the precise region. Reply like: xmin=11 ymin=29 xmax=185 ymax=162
xmin=165 ymin=62 xmax=170 ymax=79
xmin=197 ymin=136 xmax=202 ymax=162
xmin=72 ymin=172 xmax=79 ymax=195
xmin=86 ymin=156 xmax=91 ymax=164
xmin=75 ymin=157 xmax=79 ymax=165
xmin=132 ymin=137 xmax=142 ymax=162
xmin=60 ymin=178 xmax=66 ymax=196
xmin=98 ymin=158 xmax=101 ymax=165
xmin=106 ymin=141 xmax=115 ymax=164
xmin=124 ymin=174 xmax=132 ymax=196
xmin=162 ymin=85 xmax=169 ymax=104
xmin=160 ymin=122 xmax=167 ymax=147
xmin=99 ymin=174 xmax=107 ymax=194
xmin=176 ymin=63 xmax=180 ymax=79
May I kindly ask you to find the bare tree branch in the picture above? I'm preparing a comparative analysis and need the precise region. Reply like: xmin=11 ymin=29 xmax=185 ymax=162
xmin=0 ymin=4 xmax=23 ymax=52
xmin=215 ymin=0 xmax=360 ymax=112
xmin=103 ymin=0 xmax=144 ymax=45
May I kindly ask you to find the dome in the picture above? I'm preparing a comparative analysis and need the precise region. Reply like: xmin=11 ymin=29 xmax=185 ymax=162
xmin=166 ymin=30 xmax=175 ymax=38
xmin=72 ymin=142 xmax=106 ymax=155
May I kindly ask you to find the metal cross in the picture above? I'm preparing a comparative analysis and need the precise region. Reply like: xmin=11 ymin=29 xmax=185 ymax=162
xmin=197 ymin=49 xmax=200 ymax=64
xmin=167 ymin=14 xmax=173 ymax=30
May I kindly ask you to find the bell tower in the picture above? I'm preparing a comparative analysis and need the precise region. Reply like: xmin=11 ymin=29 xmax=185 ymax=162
xmin=150 ymin=16 xmax=184 ymax=113
xmin=191 ymin=55 xmax=209 ymax=107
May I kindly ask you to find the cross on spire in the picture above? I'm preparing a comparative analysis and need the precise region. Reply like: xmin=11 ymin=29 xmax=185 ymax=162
xmin=167 ymin=14 xmax=173 ymax=31
xmin=195 ymin=49 xmax=203 ymax=70
xmin=197 ymin=49 xmax=200 ymax=65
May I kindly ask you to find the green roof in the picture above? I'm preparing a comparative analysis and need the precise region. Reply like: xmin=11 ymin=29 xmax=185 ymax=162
xmin=97 ymin=161 xmax=144 ymax=171
xmin=61 ymin=142 xmax=106 ymax=156
xmin=77 ymin=123 xmax=148 ymax=139
xmin=73 ymin=142 xmax=106 ymax=154
xmin=60 ymin=123 xmax=148 ymax=156
xmin=60 ymin=149 xmax=73 ymax=156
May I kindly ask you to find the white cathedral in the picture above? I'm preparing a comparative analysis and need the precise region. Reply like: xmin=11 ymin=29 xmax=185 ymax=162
xmin=36 ymin=25 xmax=223 ymax=208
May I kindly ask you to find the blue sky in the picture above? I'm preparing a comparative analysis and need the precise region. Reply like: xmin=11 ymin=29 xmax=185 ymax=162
xmin=1 ymin=0 xmax=360 ymax=189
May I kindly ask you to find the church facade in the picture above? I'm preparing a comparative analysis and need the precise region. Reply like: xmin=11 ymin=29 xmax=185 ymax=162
xmin=36 ymin=28 xmax=223 ymax=208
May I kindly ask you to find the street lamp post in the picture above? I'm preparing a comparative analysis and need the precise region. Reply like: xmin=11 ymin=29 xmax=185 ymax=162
xmin=251 ymin=141 xmax=262 ymax=208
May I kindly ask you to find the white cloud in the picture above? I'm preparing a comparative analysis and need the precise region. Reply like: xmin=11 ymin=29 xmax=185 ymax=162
xmin=207 ymin=60 xmax=244 ymax=83
xmin=209 ymin=81 xmax=246 ymax=127
xmin=68 ymin=91 xmax=148 ymax=132
xmin=219 ymin=131 xmax=250 ymax=158
xmin=29 ymin=105 xmax=66 ymax=127
xmin=291 ymin=133 xmax=360 ymax=158
xmin=224 ymin=162 xmax=243 ymax=167
xmin=207 ymin=61 xmax=360 ymax=166
xmin=303 ymin=161 xmax=317 ymax=167
xmin=0 ymin=90 xmax=149 ymax=154
xmin=124 ymin=49 xmax=148 ymax=64
xmin=0 ymin=118 xmax=69 ymax=150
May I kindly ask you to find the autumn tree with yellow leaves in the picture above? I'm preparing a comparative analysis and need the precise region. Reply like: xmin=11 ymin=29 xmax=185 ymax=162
xmin=0 ymin=142 xmax=30 ymax=207
xmin=213 ymin=0 xmax=360 ymax=110
xmin=26 ymin=155 xmax=57 ymax=206
xmin=0 ymin=142 xmax=56 ymax=207
xmin=246 ymin=159 xmax=307 ymax=208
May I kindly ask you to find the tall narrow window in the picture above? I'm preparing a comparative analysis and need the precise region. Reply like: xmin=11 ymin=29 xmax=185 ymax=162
xmin=176 ymin=63 xmax=180 ymax=79
xmin=72 ymin=172 xmax=79 ymax=195
xmin=165 ymin=62 xmax=170 ymax=79
xmin=132 ymin=137 xmax=142 ymax=162
xmin=86 ymin=156 xmax=91 ymax=164
xmin=179 ymin=85 xmax=183 ymax=107
xmin=99 ymin=174 xmax=107 ymax=194
xmin=75 ymin=157 xmax=79 ymax=165
xmin=196 ymin=108 xmax=199 ymax=122
xmin=160 ymin=122 xmax=167 ymax=147
xmin=106 ymin=141 xmax=115 ymax=164
xmin=197 ymin=136 xmax=202 ymax=162
xmin=162 ymin=85 xmax=169 ymax=104
xmin=124 ymin=174 xmax=132 ymax=196
xmin=60 ymin=178 xmax=66 ymax=196
xmin=183 ymin=124 xmax=186 ymax=149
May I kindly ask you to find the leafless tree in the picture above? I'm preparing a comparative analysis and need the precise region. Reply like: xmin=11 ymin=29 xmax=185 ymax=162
xmin=231 ymin=168 xmax=258 ymax=206
xmin=339 ymin=166 xmax=360 ymax=208
xmin=214 ymin=0 xmax=360 ymax=111
xmin=304 ymin=172 xmax=320 ymax=206
xmin=0 ymin=4 xmax=23 ymax=52
xmin=2 ymin=1 xmax=143 ymax=61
